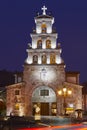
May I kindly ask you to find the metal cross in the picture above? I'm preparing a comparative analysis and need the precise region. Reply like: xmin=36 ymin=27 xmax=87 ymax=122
xmin=41 ymin=5 xmax=47 ymax=15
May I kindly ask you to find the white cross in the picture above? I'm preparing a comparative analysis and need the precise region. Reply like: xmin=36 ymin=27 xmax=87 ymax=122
xmin=41 ymin=5 xmax=47 ymax=15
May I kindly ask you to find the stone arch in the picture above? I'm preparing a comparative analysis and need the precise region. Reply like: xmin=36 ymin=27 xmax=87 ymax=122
xmin=32 ymin=86 xmax=57 ymax=116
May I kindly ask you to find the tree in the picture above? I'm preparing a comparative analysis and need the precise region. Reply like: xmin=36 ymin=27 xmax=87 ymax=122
xmin=0 ymin=99 xmax=6 ymax=115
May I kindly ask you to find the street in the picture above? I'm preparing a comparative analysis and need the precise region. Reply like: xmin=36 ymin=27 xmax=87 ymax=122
xmin=17 ymin=116 xmax=87 ymax=130
xmin=18 ymin=123 xmax=87 ymax=130
xmin=1 ymin=116 xmax=87 ymax=130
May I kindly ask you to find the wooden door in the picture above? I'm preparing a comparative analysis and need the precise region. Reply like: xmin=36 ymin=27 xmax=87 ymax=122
xmin=41 ymin=103 xmax=49 ymax=115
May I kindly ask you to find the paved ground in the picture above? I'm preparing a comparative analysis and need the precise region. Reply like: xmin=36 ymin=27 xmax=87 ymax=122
xmin=18 ymin=116 xmax=87 ymax=130
xmin=18 ymin=124 xmax=87 ymax=130
xmin=0 ymin=116 xmax=87 ymax=130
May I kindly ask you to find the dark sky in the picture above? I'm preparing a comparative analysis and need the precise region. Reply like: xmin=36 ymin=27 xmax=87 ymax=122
xmin=0 ymin=0 xmax=87 ymax=83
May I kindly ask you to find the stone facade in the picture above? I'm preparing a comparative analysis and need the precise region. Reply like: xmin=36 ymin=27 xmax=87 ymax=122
xmin=6 ymin=6 xmax=83 ymax=116
xmin=23 ymin=64 xmax=65 ymax=115
xmin=6 ymin=83 xmax=25 ymax=116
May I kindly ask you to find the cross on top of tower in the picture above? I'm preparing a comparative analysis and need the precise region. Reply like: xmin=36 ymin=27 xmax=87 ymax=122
xmin=41 ymin=5 xmax=47 ymax=15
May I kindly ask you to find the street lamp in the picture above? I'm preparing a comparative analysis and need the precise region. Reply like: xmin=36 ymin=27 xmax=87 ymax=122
xmin=58 ymin=86 xmax=72 ymax=115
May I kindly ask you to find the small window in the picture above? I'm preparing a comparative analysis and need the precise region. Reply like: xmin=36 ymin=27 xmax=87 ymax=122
xmin=15 ymin=103 xmax=19 ymax=110
xmin=15 ymin=90 xmax=20 ymax=95
xmin=40 ymin=89 xmax=49 ymax=96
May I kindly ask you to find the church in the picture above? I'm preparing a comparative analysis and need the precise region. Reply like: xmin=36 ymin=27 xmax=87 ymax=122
xmin=6 ymin=6 xmax=83 ymax=117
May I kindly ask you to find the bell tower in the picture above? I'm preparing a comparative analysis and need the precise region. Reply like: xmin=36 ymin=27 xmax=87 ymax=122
xmin=25 ymin=5 xmax=64 ymax=66
xmin=23 ymin=6 xmax=65 ymax=116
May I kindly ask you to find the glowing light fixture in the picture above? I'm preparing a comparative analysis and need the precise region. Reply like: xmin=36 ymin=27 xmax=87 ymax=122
xmin=58 ymin=86 xmax=72 ymax=115
xmin=58 ymin=90 xmax=62 ymax=95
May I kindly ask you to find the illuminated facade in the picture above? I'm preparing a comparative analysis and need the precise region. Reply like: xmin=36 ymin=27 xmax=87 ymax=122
xmin=6 ymin=6 xmax=83 ymax=116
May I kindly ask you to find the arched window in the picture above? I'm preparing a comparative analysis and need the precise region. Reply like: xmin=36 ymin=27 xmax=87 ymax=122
xmin=46 ymin=40 xmax=51 ymax=49
xmin=50 ymin=54 xmax=55 ymax=64
xmin=33 ymin=55 xmax=38 ymax=64
xmin=42 ymin=54 xmax=47 ymax=64
xmin=37 ymin=40 xmax=42 ymax=49
xmin=41 ymin=24 xmax=47 ymax=33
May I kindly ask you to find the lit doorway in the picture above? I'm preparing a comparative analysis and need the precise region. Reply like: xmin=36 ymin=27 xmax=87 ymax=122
xmin=32 ymin=86 xmax=56 ymax=116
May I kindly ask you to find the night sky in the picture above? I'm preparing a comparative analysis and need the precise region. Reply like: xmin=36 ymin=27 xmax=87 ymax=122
xmin=0 ymin=0 xmax=87 ymax=83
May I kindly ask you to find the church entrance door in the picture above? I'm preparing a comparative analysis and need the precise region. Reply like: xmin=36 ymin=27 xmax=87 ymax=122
xmin=41 ymin=103 xmax=49 ymax=115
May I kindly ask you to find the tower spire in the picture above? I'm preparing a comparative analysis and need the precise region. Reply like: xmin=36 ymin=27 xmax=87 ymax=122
xmin=41 ymin=5 xmax=47 ymax=15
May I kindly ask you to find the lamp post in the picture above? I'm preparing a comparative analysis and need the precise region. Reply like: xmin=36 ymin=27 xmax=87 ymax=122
xmin=58 ymin=86 xmax=72 ymax=115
